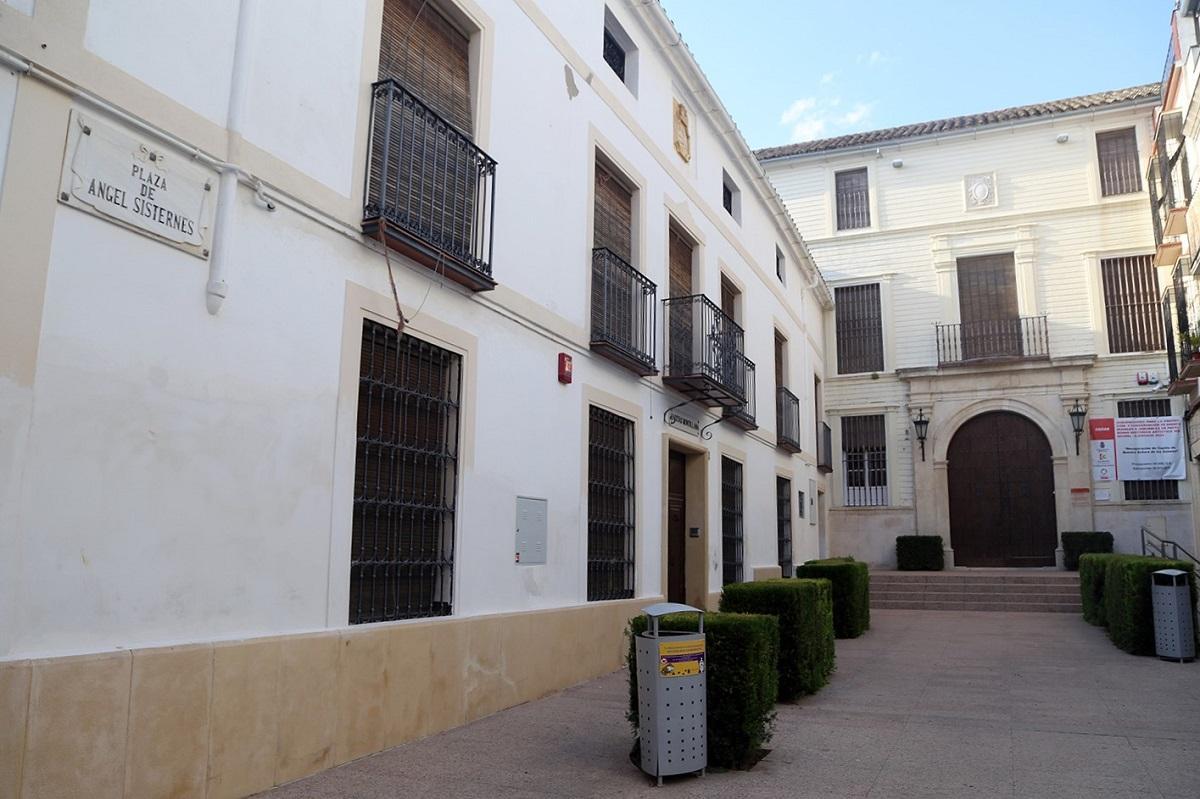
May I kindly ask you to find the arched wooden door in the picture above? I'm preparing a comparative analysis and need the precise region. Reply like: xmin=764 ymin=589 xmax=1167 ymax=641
xmin=947 ymin=411 xmax=1057 ymax=567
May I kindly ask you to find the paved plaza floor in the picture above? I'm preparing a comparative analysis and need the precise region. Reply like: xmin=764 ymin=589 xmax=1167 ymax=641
xmin=258 ymin=609 xmax=1200 ymax=798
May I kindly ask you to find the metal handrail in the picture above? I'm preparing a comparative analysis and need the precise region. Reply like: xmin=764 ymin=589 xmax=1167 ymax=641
xmin=1142 ymin=526 xmax=1200 ymax=566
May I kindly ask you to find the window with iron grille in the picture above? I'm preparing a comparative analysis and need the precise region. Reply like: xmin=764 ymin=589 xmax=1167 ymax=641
xmin=842 ymin=415 xmax=888 ymax=507
xmin=351 ymin=319 xmax=461 ymax=624
xmin=721 ymin=457 xmax=744 ymax=584
xmin=777 ymin=476 xmax=793 ymax=578
xmin=1118 ymin=399 xmax=1180 ymax=500
xmin=587 ymin=406 xmax=636 ymax=600
xmin=835 ymin=167 xmax=870 ymax=230
xmin=603 ymin=27 xmax=626 ymax=82
xmin=776 ymin=246 xmax=786 ymax=284
xmin=1101 ymin=255 xmax=1164 ymax=353
xmin=798 ymin=489 xmax=806 ymax=519
xmin=1097 ymin=128 xmax=1142 ymax=197
xmin=834 ymin=283 xmax=884 ymax=374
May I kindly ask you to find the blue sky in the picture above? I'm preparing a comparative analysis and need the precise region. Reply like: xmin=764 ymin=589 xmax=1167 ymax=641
xmin=658 ymin=0 xmax=1177 ymax=150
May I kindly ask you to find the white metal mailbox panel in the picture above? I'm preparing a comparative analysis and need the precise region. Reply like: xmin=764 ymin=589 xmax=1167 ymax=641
xmin=515 ymin=496 xmax=547 ymax=565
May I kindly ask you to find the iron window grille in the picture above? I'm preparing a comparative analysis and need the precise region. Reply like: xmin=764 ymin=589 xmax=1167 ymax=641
xmin=834 ymin=283 xmax=885 ymax=374
xmin=590 ymin=248 xmax=658 ymax=375
xmin=351 ymin=319 xmax=461 ymax=624
xmin=1097 ymin=128 xmax=1143 ymax=197
xmin=721 ymin=457 xmax=744 ymax=585
xmin=842 ymin=414 xmax=888 ymax=507
xmin=777 ymin=476 xmax=793 ymax=578
xmin=363 ymin=78 xmax=497 ymax=291
xmin=587 ymin=407 xmax=637 ymax=601
xmin=1118 ymin=399 xmax=1180 ymax=500
xmin=603 ymin=28 xmax=626 ymax=82
xmin=1101 ymin=255 xmax=1164 ymax=353
xmin=835 ymin=167 xmax=870 ymax=230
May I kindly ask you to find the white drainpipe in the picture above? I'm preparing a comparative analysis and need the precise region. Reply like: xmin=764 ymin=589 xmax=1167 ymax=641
xmin=206 ymin=0 xmax=259 ymax=315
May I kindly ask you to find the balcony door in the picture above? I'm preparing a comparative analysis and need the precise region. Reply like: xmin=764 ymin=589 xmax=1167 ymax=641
xmin=667 ymin=227 xmax=695 ymax=374
xmin=957 ymin=253 xmax=1021 ymax=359
xmin=593 ymin=162 xmax=635 ymax=352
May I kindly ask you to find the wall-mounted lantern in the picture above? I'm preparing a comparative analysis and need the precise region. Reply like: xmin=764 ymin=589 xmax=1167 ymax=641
xmin=1068 ymin=399 xmax=1088 ymax=456
xmin=912 ymin=409 xmax=930 ymax=461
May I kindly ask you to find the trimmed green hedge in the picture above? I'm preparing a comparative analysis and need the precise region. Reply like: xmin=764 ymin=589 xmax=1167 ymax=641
xmin=1061 ymin=531 xmax=1114 ymax=571
xmin=896 ymin=535 xmax=944 ymax=571
xmin=1103 ymin=556 xmax=1198 ymax=655
xmin=719 ymin=579 xmax=835 ymax=700
xmin=627 ymin=612 xmax=778 ymax=769
xmin=795 ymin=558 xmax=870 ymax=639
xmin=1078 ymin=552 xmax=1115 ymax=627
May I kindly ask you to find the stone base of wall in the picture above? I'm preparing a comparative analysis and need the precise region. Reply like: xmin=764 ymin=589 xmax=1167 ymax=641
xmin=828 ymin=507 xmax=918 ymax=568
xmin=0 ymin=598 xmax=651 ymax=799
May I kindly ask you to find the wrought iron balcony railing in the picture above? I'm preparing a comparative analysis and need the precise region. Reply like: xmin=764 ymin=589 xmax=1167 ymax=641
xmin=1165 ymin=257 xmax=1200 ymax=389
xmin=590 ymin=248 xmax=657 ymax=375
xmin=817 ymin=420 xmax=833 ymax=473
xmin=776 ymin=386 xmax=802 ymax=454
xmin=935 ymin=316 xmax=1049 ymax=366
xmin=724 ymin=355 xmax=757 ymax=430
xmin=363 ymin=78 xmax=498 ymax=292
xmin=662 ymin=294 xmax=746 ymax=407
xmin=1149 ymin=110 xmax=1191 ymax=257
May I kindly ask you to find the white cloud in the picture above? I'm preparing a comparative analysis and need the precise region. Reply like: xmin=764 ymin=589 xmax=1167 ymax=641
xmin=820 ymin=72 xmax=836 ymax=85
xmin=857 ymin=50 xmax=888 ymax=67
xmin=778 ymin=97 xmax=875 ymax=143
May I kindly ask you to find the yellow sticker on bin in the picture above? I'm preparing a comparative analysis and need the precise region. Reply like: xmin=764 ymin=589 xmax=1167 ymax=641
xmin=658 ymin=639 xmax=705 ymax=677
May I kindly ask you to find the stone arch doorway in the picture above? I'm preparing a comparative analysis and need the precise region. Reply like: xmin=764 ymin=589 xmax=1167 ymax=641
xmin=947 ymin=411 xmax=1057 ymax=567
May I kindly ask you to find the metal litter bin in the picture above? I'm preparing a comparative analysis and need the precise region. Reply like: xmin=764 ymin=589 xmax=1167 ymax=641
xmin=1152 ymin=568 xmax=1196 ymax=662
xmin=635 ymin=603 xmax=706 ymax=784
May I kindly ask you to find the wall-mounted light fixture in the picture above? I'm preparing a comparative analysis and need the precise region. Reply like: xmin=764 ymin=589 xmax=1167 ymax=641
xmin=892 ymin=158 xmax=904 ymax=169
xmin=1068 ymin=399 xmax=1088 ymax=455
xmin=1056 ymin=133 xmax=1070 ymax=144
xmin=912 ymin=408 xmax=930 ymax=461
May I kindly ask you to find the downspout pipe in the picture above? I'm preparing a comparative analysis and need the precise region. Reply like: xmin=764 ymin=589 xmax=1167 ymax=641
xmin=206 ymin=0 xmax=258 ymax=315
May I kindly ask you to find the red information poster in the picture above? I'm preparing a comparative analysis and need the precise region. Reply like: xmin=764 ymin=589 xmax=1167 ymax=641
xmin=1089 ymin=418 xmax=1116 ymax=483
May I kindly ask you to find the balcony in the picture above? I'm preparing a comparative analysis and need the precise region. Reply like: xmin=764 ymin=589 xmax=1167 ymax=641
xmin=363 ymin=78 xmax=498 ymax=292
xmin=724 ymin=355 xmax=758 ymax=430
xmin=1165 ymin=257 xmax=1200 ymax=392
xmin=662 ymin=294 xmax=747 ymax=407
xmin=935 ymin=316 xmax=1049 ymax=367
xmin=590 ymin=248 xmax=657 ymax=375
xmin=1149 ymin=110 xmax=1192 ymax=266
xmin=776 ymin=387 xmax=802 ymax=453
xmin=817 ymin=421 xmax=833 ymax=473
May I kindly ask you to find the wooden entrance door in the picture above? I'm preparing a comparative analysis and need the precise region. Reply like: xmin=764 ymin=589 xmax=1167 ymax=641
xmin=947 ymin=412 xmax=1057 ymax=567
xmin=667 ymin=451 xmax=687 ymax=603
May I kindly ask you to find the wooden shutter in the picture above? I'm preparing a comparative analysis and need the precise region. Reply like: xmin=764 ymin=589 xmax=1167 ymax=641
xmin=1097 ymin=128 xmax=1142 ymax=196
xmin=834 ymin=284 xmax=884 ymax=373
xmin=835 ymin=168 xmax=870 ymax=230
xmin=668 ymin=228 xmax=693 ymax=298
xmin=774 ymin=331 xmax=786 ymax=388
xmin=593 ymin=163 xmax=633 ymax=262
xmin=1101 ymin=255 xmax=1164 ymax=353
xmin=720 ymin=277 xmax=737 ymax=320
xmin=379 ymin=0 xmax=472 ymax=135
xmin=957 ymin=253 xmax=1020 ymax=359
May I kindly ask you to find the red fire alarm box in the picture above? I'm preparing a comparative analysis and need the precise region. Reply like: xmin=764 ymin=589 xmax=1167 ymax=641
xmin=558 ymin=353 xmax=573 ymax=384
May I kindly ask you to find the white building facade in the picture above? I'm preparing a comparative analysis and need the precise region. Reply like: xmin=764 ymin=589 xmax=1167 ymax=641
xmin=762 ymin=84 xmax=1199 ymax=569
xmin=0 ymin=1 xmax=829 ymax=796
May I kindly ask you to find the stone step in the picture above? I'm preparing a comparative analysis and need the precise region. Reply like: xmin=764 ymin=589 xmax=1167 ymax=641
xmin=871 ymin=574 xmax=1079 ymax=585
xmin=873 ymin=590 xmax=1081 ymax=604
xmin=873 ymin=599 xmax=1082 ymax=613
xmin=873 ymin=584 xmax=1079 ymax=597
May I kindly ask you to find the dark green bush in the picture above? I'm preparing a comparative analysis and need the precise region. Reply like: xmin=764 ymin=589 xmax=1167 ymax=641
xmin=627 ymin=612 xmax=778 ymax=769
xmin=719 ymin=579 xmax=835 ymax=700
xmin=1061 ymin=531 xmax=1114 ymax=571
xmin=1078 ymin=552 xmax=1115 ymax=627
xmin=1103 ymin=555 xmax=1198 ymax=655
xmin=795 ymin=558 xmax=870 ymax=639
xmin=896 ymin=535 xmax=944 ymax=571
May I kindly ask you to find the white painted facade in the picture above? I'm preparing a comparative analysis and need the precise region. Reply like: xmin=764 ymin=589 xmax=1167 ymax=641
xmin=0 ymin=0 xmax=830 ymax=662
xmin=763 ymin=88 xmax=1199 ymax=567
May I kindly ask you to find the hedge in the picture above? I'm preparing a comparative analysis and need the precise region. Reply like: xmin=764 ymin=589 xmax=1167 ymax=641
xmin=1103 ymin=555 xmax=1198 ymax=655
xmin=719 ymin=579 xmax=835 ymax=700
xmin=1061 ymin=531 xmax=1114 ymax=571
xmin=627 ymin=612 xmax=778 ymax=769
xmin=1078 ymin=552 xmax=1115 ymax=627
xmin=896 ymin=535 xmax=944 ymax=571
xmin=795 ymin=558 xmax=870 ymax=639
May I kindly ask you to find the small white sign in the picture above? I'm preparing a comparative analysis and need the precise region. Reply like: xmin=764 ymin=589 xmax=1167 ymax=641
xmin=58 ymin=110 xmax=216 ymax=258
xmin=666 ymin=408 xmax=702 ymax=437
xmin=1115 ymin=416 xmax=1186 ymax=482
